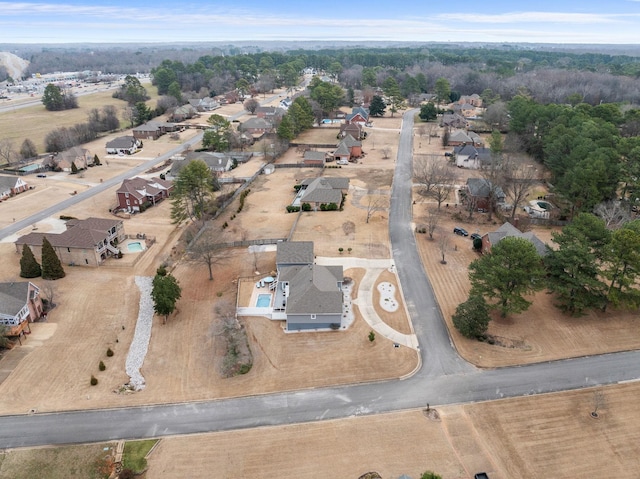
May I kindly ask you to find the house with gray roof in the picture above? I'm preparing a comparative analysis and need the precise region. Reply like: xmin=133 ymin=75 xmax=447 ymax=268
xmin=481 ymin=222 xmax=548 ymax=257
xmin=0 ymin=281 xmax=43 ymax=328
xmin=299 ymin=177 xmax=349 ymax=209
xmin=272 ymin=242 xmax=344 ymax=331
xmin=15 ymin=217 xmax=125 ymax=267
xmin=0 ymin=175 xmax=28 ymax=200
xmin=303 ymin=150 xmax=328 ymax=167
xmin=105 ymin=136 xmax=142 ymax=155
xmin=454 ymin=144 xmax=492 ymax=169
xmin=465 ymin=177 xmax=505 ymax=211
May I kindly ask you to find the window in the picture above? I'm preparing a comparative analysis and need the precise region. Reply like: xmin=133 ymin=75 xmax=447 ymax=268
xmin=310 ymin=314 xmax=316 ymax=320
xmin=126 ymin=200 xmax=130 ymax=206
xmin=124 ymin=192 xmax=129 ymax=198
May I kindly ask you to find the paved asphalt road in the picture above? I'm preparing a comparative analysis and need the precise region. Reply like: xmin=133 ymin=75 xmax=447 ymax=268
xmin=1 ymin=110 xmax=640 ymax=448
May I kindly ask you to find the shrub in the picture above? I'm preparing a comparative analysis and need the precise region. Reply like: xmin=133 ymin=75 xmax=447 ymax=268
xmin=90 ymin=375 xmax=98 ymax=386
xmin=99 ymin=361 xmax=106 ymax=371
xmin=368 ymin=330 xmax=375 ymax=342
xmin=302 ymin=202 xmax=311 ymax=211
xmin=338 ymin=247 xmax=344 ymax=254
xmin=452 ymin=295 xmax=491 ymax=339
xmin=320 ymin=203 xmax=327 ymax=211
xmin=106 ymin=348 xmax=114 ymax=357
xmin=286 ymin=205 xmax=301 ymax=213
xmin=327 ymin=202 xmax=338 ymax=210
xmin=293 ymin=184 xmax=302 ymax=191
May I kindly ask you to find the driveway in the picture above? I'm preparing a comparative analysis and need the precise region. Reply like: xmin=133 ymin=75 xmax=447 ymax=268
xmin=1 ymin=109 xmax=640 ymax=448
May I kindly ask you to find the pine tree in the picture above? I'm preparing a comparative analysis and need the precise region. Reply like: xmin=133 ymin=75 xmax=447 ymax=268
xmin=93 ymin=154 xmax=101 ymax=166
xmin=41 ymin=236 xmax=65 ymax=280
xmin=19 ymin=244 xmax=41 ymax=278
xmin=70 ymin=161 xmax=78 ymax=174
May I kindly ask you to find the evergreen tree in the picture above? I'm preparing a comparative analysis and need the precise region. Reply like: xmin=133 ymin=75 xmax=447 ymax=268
xmin=277 ymin=114 xmax=295 ymax=141
xmin=419 ymin=102 xmax=437 ymax=121
xmin=70 ymin=161 xmax=78 ymax=174
xmin=19 ymin=244 xmax=41 ymax=278
xmin=151 ymin=271 xmax=182 ymax=324
xmin=41 ymin=236 xmax=65 ymax=280
xmin=93 ymin=154 xmax=101 ymax=166
xmin=452 ymin=294 xmax=490 ymax=339
xmin=369 ymin=95 xmax=386 ymax=117
xmin=469 ymin=237 xmax=545 ymax=317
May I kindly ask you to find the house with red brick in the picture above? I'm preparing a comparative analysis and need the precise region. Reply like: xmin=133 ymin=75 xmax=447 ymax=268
xmin=0 ymin=281 xmax=43 ymax=327
xmin=0 ymin=175 xmax=28 ymax=200
xmin=116 ymin=177 xmax=173 ymax=213
xmin=302 ymin=150 xmax=328 ymax=167
xmin=346 ymin=106 xmax=369 ymax=126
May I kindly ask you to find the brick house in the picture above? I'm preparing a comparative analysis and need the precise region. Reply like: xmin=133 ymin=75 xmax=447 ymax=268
xmin=116 ymin=177 xmax=173 ymax=212
xmin=15 ymin=217 xmax=126 ymax=267
xmin=0 ymin=175 xmax=28 ymax=200
xmin=0 ymin=281 xmax=43 ymax=327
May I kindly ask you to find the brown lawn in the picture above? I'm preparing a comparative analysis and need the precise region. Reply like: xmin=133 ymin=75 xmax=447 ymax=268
xmin=0 ymin=82 xmax=160 ymax=153
xmin=1 ymin=109 xmax=640 ymax=478
xmin=142 ymin=382 xmax=640 ymax=479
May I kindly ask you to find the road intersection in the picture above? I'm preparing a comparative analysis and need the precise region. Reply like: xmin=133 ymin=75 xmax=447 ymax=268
xmin=1 ymin=109 xmax=639 ymax=449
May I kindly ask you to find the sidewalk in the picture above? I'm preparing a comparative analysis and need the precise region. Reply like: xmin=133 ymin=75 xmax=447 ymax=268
xmin=316 ymin=256 xmax=419 ymax=350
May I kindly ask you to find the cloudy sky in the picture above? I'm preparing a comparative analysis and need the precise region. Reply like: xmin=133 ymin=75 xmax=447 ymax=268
xmin=1 ymin=0 xmax=640 ymax=44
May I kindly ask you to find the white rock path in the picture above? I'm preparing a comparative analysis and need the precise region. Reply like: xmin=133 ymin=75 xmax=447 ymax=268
xmin=125 ymin=276 xmax=154 ymax=390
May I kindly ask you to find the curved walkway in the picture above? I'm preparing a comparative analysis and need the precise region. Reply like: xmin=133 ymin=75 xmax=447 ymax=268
xmin=316 ymin=256 xmax=419 ymax=349
xmin=2 ymin=110 xmax=640 ymax=449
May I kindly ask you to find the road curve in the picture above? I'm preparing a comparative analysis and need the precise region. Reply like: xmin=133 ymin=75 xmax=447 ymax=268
xmin=1 ymin=110 xmax=640 ymax=448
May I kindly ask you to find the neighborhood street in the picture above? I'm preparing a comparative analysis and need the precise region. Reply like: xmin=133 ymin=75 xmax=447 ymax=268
xmin=1 ymin=109 xmax=639 ymax=449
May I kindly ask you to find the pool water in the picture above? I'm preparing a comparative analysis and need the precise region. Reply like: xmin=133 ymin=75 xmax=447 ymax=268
xmin=127 ymin=241 xmax=144 ymax=253
xmin=256 ymin=294 xmax=271 ymax=308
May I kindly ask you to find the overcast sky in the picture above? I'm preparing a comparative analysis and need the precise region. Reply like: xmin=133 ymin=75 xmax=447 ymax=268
xmin=2 ymin=0 xmax=640 ymax=44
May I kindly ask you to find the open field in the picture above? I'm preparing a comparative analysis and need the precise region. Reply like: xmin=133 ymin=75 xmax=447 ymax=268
xmin=0 ymin=82 xmax=159 ymax=154
xmin=137 ymin=381 xmax=640 ymax=478
xmin=2 ymin=382 xmax=638 ymax=478
xmin=0 ymin=442 xmax=116 ymax=479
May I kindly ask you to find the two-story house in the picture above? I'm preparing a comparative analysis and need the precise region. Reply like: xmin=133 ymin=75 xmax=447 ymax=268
xmin=15 ymin=217 xmax=125 ymax=266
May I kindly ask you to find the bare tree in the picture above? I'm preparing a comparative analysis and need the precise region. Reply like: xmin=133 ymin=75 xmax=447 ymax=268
xmin=502 ymin=157 xmax=538 ymax=221
xmin=40 ymin=280 xmax=59 ymax=309
xmin=425 ymin=207 xmax=440 ymax=240
xmin=425 ymin=123 xmax=437 ymax=144
xmin=380 ymin=147 xmax=392 ymax=159
xmin=0 ymin=139 xmax=17 ymax=165
xmin=214 ymin=300 xmax=240 ymax=334
xmin=594 ymin=201 xmax=632 ymax=229
xmin=414 ymin=154 xmax=455 ymax=209
xmin=366 ymin=193 xmax=386 ymax=223
xmin=478 ymin=149 xmax=506 ymax=221
xmin=188 ymin=234 xmax=227 ymax=280
xmin=438 ymin=231 xmax=449 ymax=264
xmin=243 ymin=98 xmax=260 ymax=114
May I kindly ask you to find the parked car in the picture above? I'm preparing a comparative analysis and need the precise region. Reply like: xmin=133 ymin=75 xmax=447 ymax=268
xmin=453 ymin=227 xmax=468 ymax=236
xmin=36 ymin=173 xmax=46 ymax=178
xmin=444 ymin=152 xmax=453 ymax=157
xmin=470 ymin=233 xmax=482 ymax=241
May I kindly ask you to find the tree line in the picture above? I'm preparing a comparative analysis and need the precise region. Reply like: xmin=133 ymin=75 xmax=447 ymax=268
xmin=454 ymin=213 xmax=640 ymax=339
xmin=507 ymin=97 xmax=640 ymax=216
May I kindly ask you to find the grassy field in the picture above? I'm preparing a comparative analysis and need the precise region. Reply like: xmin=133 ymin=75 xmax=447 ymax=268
xmin=0 ymin=82 xmax=159 ymax=155
xmin=0 ymin=443 xmax=116 ymax=479
xmin=123 ymin=439 xmax=158 ymax=473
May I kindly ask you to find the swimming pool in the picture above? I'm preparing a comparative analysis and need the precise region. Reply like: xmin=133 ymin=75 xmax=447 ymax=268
xmin=127 ymin=241 xmax=144 ymax=253
xmin=256 ymin=294 xmax=271 ymax=308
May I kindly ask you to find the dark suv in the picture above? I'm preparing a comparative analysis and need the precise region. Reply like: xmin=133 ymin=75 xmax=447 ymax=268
xmin=453 ymin=227 xmax=468 ymax=236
